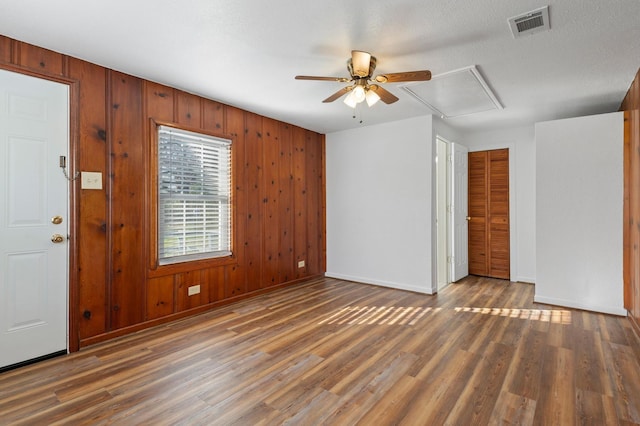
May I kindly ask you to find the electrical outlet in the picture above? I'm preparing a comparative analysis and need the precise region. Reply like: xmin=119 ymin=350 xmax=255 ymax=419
xmin=188 ymin=285 xmax=201 ymax=296
xmin=297 ymin=260 xmax=305 ymax=268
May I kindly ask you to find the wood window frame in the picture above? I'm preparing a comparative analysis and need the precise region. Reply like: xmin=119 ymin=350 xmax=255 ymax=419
xmin=148 ymin=118 xmax=237 ymax=278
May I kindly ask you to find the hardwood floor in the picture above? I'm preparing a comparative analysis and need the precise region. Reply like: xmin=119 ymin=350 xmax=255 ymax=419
xmin=1 ymin=276 xmax=640 ymax=425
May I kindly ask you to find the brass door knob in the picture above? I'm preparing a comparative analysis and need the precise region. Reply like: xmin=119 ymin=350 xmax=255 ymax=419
xmin=51 ymin=234 xmax=65 ymax=243
xmin=51 ymin=215 xmax=63 ymax=225
xmin=466 ymin=216 xmax=471 ymax=221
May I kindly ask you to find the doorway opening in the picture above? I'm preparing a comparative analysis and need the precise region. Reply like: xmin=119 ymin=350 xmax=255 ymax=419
xmin=435 ymin=137 xmax=469 ymax=291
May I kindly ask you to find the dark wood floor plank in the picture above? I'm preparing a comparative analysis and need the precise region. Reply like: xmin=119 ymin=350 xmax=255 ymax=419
xmin=488 ymin=390 xmax=537 ymax=426
xmin=504 ymin=328 xmax=546 ymax=400
xmin=321 ymin=351 xmax=418 ymax=424
xmin=533 ymin=345 xmax=576 ymax=425
xmin=445 ymin=341 xmax=515 ymax=424
xmin=355 ymin=374 xmax=419 ymax=425
xmin=398 ymin=348 xmax=481 ymax=425
xmin=604 ymin=341 xmax=640 ymax=423
xmin=574 ymin=328 xmax=610 ymax=395
xmin=1 ymin=276 xmax=639 ymax=425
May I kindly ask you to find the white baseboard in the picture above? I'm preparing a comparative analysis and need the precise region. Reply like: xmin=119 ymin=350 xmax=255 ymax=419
xmin=516 ymin=276 xmax=536 ymax=284
xmin=324 ymin=272 xmax=435 ymax=295
xmin=533 ymin=295 xmax=627 ymax=316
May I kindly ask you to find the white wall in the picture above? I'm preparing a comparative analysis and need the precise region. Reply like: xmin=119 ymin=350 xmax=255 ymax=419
xmin=458 ymin=126 xmax=536 ymax=283
xmin=535 ymin=112 xmax=624 ymax=316
xmin=325 ymin=115 xmax=435 ymax=294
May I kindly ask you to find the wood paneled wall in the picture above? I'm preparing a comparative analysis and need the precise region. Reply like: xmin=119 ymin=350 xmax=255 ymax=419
xmin=0 ymin=35 xmax=326 ymax=349
xmin=621 ymin=68 xmax=640 ymax=335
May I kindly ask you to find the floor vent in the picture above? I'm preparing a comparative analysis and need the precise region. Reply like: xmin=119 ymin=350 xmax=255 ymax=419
xmin=508 ymin=6 xmax=550 ymax=38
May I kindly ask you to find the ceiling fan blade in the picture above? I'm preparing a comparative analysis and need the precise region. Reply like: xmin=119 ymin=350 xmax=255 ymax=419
xmin=368 ymin=85 xmax=399 ymax=104
xmin=374 ymin=70 xmax=432 ymax=83
xmin=323 ymin=86 xmax=353 ymax=103
xmin=351 ymin=50 xmax=372 ymax=77
xmin=295 ymin=75 xmax=351 ymax=82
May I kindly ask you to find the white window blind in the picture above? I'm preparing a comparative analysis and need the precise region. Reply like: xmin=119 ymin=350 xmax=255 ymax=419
xmin=158 ymin=125 xmax=232 ymax=265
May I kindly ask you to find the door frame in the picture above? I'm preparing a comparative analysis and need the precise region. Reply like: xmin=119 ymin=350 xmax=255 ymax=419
xmin=435 ymin=135 xmax=470 ymax=290
xmin=435 ymin=136 xmax=450 ymax=291
xmin=468 ymin=142 xmax=517 ymax=282
xmin=1 ymin=63 xmax=80 ymax=352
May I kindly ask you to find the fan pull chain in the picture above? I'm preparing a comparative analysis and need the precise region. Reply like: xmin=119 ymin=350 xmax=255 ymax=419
xmin=351 ymin=103 xmax=365 ymax=124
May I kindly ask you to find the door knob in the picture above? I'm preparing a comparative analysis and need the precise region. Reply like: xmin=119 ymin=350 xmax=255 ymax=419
xmin=466 ymin=216 xmax=471 ymax=221
xmin=51 ymin=215 xmax=63 ymax=225
xmin=51 ymin=234 xmax=65 ymax=243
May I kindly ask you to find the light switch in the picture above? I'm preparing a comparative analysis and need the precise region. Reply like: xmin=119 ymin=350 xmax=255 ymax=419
xmin=81 ymin=172 xmax=102 ymax=190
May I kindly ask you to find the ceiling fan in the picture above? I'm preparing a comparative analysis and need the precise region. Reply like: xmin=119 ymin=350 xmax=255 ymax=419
xmin=295 ymin=50 xmax=431 ymax=108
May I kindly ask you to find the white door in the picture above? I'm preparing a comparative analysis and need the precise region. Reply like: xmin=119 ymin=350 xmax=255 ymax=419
xmin=450 ymin=143 xmax=469 ymax=281
xmin=0 ymin=69 xmax=69 ymax=369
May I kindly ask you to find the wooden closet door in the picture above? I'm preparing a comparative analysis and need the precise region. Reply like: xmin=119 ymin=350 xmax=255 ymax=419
xmin=468 ymin=151 xmax=488 ymax=276
xmin=468 ymin=149 xmax=510 ymax=279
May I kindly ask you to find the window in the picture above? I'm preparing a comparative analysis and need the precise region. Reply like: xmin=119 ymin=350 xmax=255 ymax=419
xmin=157 ymin=125 xmax=232 ymax=265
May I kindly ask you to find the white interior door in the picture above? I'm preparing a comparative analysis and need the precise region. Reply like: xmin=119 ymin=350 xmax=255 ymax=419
xmin=450 ymin=142 xmax=469 ymax=281
xmin=0 ymin=69 xmax=69 ymax=369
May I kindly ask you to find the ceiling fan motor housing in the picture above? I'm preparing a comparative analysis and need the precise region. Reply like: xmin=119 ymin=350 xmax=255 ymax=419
xmin=348 ymin=51 xmax=377 ymax=78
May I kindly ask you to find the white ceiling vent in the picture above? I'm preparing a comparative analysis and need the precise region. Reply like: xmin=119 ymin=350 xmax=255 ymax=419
xmin=508 ymin=6 xmax=550 ymax=38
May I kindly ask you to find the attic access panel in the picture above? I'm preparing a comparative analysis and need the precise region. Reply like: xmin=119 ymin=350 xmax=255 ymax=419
xmin=401 ymin=66 xmax=502 ymax=118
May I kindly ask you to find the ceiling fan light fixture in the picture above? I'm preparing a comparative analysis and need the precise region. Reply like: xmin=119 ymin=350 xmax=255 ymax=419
xmin=365 ymin=88 xmax=380 ymax=106
xmin=353 ymin=85 xmax=366 ymax=102
xmin=343 ymin=90 xmax=359 ymax=108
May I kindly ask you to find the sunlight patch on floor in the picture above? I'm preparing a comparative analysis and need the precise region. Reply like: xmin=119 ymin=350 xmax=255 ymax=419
xmin=454 ymin=307 xmax=572 ymax=324
xmin=318 ymin=306 xmax=442 ymax=325
xmin=317 ymin=305 xmax=572 ymax=325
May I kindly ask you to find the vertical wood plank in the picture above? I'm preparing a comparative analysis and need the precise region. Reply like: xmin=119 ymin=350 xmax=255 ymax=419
xmin=225 ymin=107 xmax=247 ymax=297
xmin=203 ymin=99 xmax=225 ymax=133
xmin=624 ymin=111 xmax=631 ymax=310
xmin=292 ymin=126 xmax=307 ymax=278
xmin=68 ymin=58 xmax=109 ymax=339
xmin=262 ymin=118 xmax=281 ymax=287
xmin=320 ymin=134 xmax=327 ymax=273
xmin=305 ymin=131 xmax=321 ymax=276
xmin=630 ymin=72 xmax=640 ymax=329
xmin=176 ymin=91 xmax=202 ymax=127
xmin=245 ymin=113 xmax=264 ymax=291
xmin=146 ymin=276 xmax=174 ymax=320
xmin=145 ymin=82 xmax=174 ymax=122
xmin=208 ymin=266 xmax=226 ymax=303
xmin=632 ymin=107 xmax=640 ymax=324
xmin=278 ymin=123 xmax=295 ymax=283
xmin=144 ymin=81 xmax=175 ymax=279
xmin=109 ymin=71 xmax=145 ymax=330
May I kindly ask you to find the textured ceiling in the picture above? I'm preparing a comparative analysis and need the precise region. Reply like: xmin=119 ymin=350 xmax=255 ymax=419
xmin=1 ymin=0 xmax=638 ymax=134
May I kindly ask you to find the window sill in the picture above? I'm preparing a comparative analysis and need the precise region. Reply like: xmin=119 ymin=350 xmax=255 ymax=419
xmin=148 ymin=254 xmax=237 ymax=278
